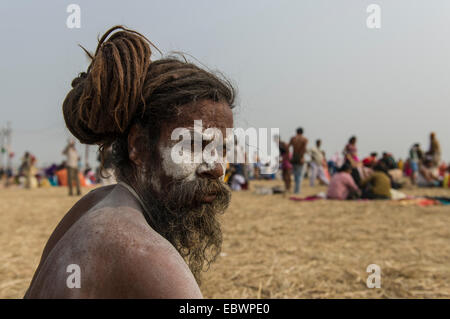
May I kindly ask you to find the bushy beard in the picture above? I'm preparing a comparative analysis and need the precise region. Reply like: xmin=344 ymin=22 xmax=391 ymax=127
xmin=136 ymin=171 xmax=231 ymax=284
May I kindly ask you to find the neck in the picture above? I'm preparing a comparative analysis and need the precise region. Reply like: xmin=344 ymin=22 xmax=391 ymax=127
xmin=118 ymin=181 xmax=158 ymax=229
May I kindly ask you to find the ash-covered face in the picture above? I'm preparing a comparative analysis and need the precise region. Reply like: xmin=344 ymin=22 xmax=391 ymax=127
xmin=157 ymin=100 xmax=233 ymax=193
xmin=135 ymin=99 xmax=233 ymax=283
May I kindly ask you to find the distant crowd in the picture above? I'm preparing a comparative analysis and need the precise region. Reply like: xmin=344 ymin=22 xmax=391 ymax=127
xmin=225 ymin=129 xmax=450 ymax=199
xmin=1 ymin=131 xmax=449 ymax=199
xmin=0 ymin=139 xmax=116 ymax=196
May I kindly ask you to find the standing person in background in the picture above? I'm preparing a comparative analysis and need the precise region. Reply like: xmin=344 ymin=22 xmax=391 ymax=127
xmin=343 ymin=136 xmax=362 ymax=186
xmin=289 ymin=127 xmax=308 ymax=194
xmin=253 ymin=152 xmax=261 ymax=180
xmin=279 ymin=137 xmax=292 ymax=192
xmin=29 ymin=155 xmax=38 ymax=188
xmin=344 ymin=136 xmax=359 ymax=162
xmin=409 ymin=143 xmax=423 ymax=185
xmin=428 ymin=132 xmax=441 ymax=167
xmin=62 ymin=139 xmax=81 ymax=196
xmin=20 ymin=152 xmax=32 ymax=189
xmin=309 ymin=139 xmax=329 ymax=187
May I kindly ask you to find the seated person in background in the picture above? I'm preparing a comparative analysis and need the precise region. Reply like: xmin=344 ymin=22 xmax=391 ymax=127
xmin=327 ymin=163 xmax=361 ymax=200
xmin=231 ymin=174 xmax=246 ymax=191
xmin=360 ymin=163 xmax=374 ymax=181
xmin=438 ymin=162 xmax=448 ymax=178
xmin=361 ymin=162 xmax=392 ymax=199
xmin=397 ymin=158 xmax=404 ymax=171
xmin=362 ymin=152 xmax=378 ymax=168
xmin=417 ymin=159 xmax=441 ymax=187
xmin=380 ymin=152 xmax=397 ymax=170
xmin=379 ymin=153 xmax=403 ymax=189
xmin=228 ymin=164 xmax=248 ymax=191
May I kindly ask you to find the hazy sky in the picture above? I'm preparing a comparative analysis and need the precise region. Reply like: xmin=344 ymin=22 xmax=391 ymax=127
xmin=1 ymin=0 xmax=449 ymax=168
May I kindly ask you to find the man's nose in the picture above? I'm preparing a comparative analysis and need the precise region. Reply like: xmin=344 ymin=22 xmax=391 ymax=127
xmin=197 ymin=163 xmax=224 ymax=179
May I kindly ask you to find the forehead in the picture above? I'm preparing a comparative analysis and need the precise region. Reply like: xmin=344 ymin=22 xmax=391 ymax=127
xmin=160 ymin=100 xmax=233 ymax=139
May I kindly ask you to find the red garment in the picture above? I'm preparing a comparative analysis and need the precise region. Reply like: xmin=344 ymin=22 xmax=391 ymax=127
xmin=362 ymin=155 xmax=376 ymax=167
xmin=281 ymin=151 xmax=292 ymax=170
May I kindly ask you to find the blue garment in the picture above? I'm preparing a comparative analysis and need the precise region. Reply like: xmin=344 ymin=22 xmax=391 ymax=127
xmin=327 ymin=161 xmax=337 ymax=176
xmin=293 ymin=164 xmax=305 ymax=194
xmin=234 ymin=164 xmax=244 ymax=176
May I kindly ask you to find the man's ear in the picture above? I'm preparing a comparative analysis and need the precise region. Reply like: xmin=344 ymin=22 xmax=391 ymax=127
xmin=128 ymin=124 xmax=145 ymax=167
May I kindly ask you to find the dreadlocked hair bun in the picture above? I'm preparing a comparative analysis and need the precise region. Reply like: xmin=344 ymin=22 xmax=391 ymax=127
xmin=63 ymin=26 xmax=154 ymax=145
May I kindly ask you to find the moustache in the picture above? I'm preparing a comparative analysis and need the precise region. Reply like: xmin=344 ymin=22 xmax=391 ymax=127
xmin=163 ymin=177 xmax=231 ymax=210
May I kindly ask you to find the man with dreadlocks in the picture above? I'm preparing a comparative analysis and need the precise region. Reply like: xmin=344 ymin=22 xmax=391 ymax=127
xmin=25 ymin=26 xmax=234 ymax=298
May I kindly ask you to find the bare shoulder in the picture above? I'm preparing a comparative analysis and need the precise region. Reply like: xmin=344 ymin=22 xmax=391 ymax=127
xmin=28 ymin=205 xmax=202 ymax=298
xmin=74 ymin=206 xmax=202 ymax=298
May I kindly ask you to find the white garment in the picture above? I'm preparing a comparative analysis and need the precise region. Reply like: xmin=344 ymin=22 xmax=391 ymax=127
xmin=65 ymin=147 xmax=78 ymax=169
xmin=231 ymin=174 xmax=245 ymax=191
xmin=309 ymin=146 xmax=324 ymax=165
xmin=309 ymin=162 xmax=329 ymax=187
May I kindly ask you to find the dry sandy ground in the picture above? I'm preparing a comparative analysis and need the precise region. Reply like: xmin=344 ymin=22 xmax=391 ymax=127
xmin=0 ymin=181 xmax=449 ymax=298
